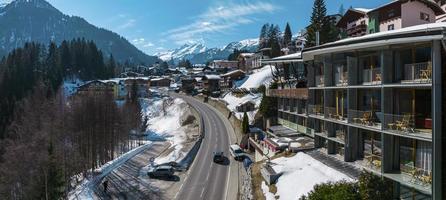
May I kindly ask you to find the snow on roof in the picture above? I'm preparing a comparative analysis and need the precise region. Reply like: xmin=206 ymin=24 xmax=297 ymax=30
xmin=151 ymin=77 xmax=170 ymax=81
xmin=221 ymin=69 xmax=245 ymax=77
xmin=239 ymin=53 xmax=255 ymax=57
xmin=353 ymin=8 xmax=372 ymax=13
xmin=264 ymin=52 xmax=302 ymax=63
xmin=204 ymin=75 xmax=221 ymax=80
xmin=239 ymin=65 xmax=276 ymax=89
xmin=270 ymin=152 xmax=354 ymax=199
xmin=304 ymin=22 xmax=446 ymax=57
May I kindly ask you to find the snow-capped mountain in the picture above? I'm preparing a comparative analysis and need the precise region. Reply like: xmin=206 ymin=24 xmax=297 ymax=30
xmin=155 ymin=38 xmax=259 ymax=64
xmin=155 ymin=42 xmax=207 ymax=61
xmin=0 ymin=0 xmax=160 ymax=64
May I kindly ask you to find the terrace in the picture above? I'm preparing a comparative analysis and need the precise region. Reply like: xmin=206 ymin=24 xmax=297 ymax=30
xmin=362 ymin=68 xmax=382 ymax=85
xmin=383 ymin=89 xmax=432 ymax=139
xmin=308 ymin=104 xmax=324 ymax=117
xmin=401 ymin=62 xmax=432 ymax=84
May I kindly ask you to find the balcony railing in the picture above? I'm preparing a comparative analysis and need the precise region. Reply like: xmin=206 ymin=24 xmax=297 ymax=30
xmin=349 ymin=110 xmax=382 ymax=129
xmin=315 ymin=75 xmax=324 ymax=87
xmin=383 ymin=113 xmax=432 ymax=136
xmin=347 ymin=24 xmax=367 ymax=36
xmin=335 ymin=72 xmax=348 ymax=86
xmin=336 ymin=130 xmax=346 ymax=141
xmin=400 ymin=163 xmax=432 ymax=186
xmin=325 ymin=107 xmax=347 ymax=121
xmin=403 ymin=62 xmax=432 ymax=83
xmin=266 ymin=88 xmax=309 ymax=99
xmin=308 ymin=104 xmax=324 ymax=116
xmin=363 ymin=68 xmax=381 ymax=85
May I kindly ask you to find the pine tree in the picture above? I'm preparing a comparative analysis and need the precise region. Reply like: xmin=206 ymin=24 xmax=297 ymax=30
xmin=283 ymin=22 xmax=293 ymax=48
xmin=305 ymin=0 xmax=329 ymax=47
xmin=242 ymin=112 xmax=249 ymax=134
xmin=258 ymin=23 xmax=270 ymax=50
xmin=268 ymin=24 xmax=282 ymax=58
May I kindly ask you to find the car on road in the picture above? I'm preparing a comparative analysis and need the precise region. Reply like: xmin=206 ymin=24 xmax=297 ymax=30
xmin=229 ymin=144 xmax=244 ymax=160
xmin=147 ymin=165 xmax=175 ymax=178
xmin=213 ymin=151 xmax=225 ymax=163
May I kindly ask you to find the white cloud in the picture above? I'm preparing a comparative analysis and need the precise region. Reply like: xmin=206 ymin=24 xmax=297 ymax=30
xmin=143 ymin=42 xmax=154 ymax=48
xmin=164 ymin=1 xmax=279 ymax=45
xmin=117 ymin=19 xmax=136 ymax=30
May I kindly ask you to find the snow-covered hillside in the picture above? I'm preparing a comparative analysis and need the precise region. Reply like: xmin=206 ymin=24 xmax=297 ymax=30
xmin=240 ymin=65 xmax=276 ymax=89
xmin=155 ymin=38 xmax=259 ymax=64
xmin=221 ymin=65 xmax=276 ymax=124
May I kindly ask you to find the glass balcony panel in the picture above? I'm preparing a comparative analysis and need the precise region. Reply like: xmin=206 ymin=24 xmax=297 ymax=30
xmin=349 ymin=109 xmax=382 ymax=129
xmin=402 ymin=62 xmax=432 ymax=83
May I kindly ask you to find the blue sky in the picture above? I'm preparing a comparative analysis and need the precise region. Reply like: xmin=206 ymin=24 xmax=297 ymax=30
xmin=10 ymin=0 xmax=390 ymax=54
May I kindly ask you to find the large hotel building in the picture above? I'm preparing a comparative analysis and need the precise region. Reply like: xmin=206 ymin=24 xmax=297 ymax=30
xmin=261 ymin=0 xmax=446 ymax=199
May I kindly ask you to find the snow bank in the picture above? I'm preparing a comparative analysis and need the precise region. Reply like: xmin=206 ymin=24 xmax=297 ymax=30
xmin=262 ymin=181 xmax=277 ymax=200
xmin=222 ymin=93 xmax=262 ymax=124
xmin=240 ymin=65 xmax=276 ymax=89
xmin=141 ymin=95 xmax=189 ymax=164
xmin=269 ymin=152 xmax=354 ymax=200
xmin=68 ymin=143 xmax=153 ymax=200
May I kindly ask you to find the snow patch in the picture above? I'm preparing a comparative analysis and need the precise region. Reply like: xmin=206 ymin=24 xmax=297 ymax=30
xmin=269 ymin=152 xmax=354 ymax=200
xmin=261 ymin=181 xmax=276 ymax=200
xmin=240 ymin=65 xmax=276 ymax=89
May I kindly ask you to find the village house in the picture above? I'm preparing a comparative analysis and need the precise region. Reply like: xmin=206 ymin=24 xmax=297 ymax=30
xmin=202 ymin=74 xmax=221 ymax=96
xmin=181 ymin=77 xmax=197 ymax=94
xmin=150 ymin=77 xmax=171 ymax=87
xmin=76 ymin=80 xmax=118 ymax=98
xmin=237 ymin=53 xmax=255 ymax=72
xmin=337 ymin=0 xmax=445 ymax=38
xmin=220 ymin=70 xmax=246 ymax=92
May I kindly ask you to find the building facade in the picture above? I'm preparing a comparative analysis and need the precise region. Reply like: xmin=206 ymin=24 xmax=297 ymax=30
xmin=300 ymin=23 xmax=445 ymax=199
xmin=337 ymin=0 xmax=444 ymax=38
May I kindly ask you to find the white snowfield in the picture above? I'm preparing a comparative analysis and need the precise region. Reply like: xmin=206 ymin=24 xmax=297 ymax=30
xmin=264 ymin=152 xmax=354 ymax=200
xmin=222 ymin=93 xmax=261 ymax=124
xmin=141 ymin=96 xmax=189 ymax=164
xmin=240 ymin=65 xmax=276 ymax=89
xmin=221 ymin=65 xmax=276 ymax=124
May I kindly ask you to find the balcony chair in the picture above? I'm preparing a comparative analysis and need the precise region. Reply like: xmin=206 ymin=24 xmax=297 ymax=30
xmin=420 ymin=65 xmax=432 ymax=82
xmin=395 ymin=114 xmax=414 ymax=133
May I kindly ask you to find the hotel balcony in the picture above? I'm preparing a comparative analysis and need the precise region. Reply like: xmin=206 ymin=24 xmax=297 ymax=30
xmin=325 ymin=107 xmax=347 ymax=122
xmin=363 ymin=68 xmax=382 ymax=85
xmin=346 ymin=24 xmax=367 ymax=37
xmin=266 ymin=88 xmax=309 ymax=99
xmin=402 ymin=62 xmax=432 ymax=84
xmin=349 ymin=110 xmax=382 ymax=130
xmin=308 ymin=104 xmax=324 ymax=117
xmin=382 ymin=113 xmax=432 ymax=138
xmin=335 ymin=130 xmax=346 ymax=141
xmin=335 ymin=72 xmax=348 ymax=86
xmin=315 ymin=75 xmax=324 ymax=87
xmin=385 ymin=165 xmax=432 ymax=195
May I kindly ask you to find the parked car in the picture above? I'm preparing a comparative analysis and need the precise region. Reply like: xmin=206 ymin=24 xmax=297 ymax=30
xmin=147 ymin=165 xmax=175 ymax=178
xmin=229 ymin=144 xmax=244 ymax=160
xmin=213 ymin=151 xmax=225 ymax=163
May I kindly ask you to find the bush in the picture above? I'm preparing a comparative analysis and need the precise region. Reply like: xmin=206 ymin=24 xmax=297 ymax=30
xmin=300 ymin=181 xmax=360 ymax=200
xmin=358 ymin=171 xmax=393 ymax=200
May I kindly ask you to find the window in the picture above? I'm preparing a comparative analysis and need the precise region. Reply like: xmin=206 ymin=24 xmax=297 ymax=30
xmin=388 ymin=9 xmax=395 ymax=18
xmin=420 ymin=12 xmax=430 ymax=21
xmin=388 ymin=24 xmax=394 ymax=30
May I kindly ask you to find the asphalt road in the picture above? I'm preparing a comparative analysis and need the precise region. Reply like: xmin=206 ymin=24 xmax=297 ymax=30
xmin=172 ymin=94 xmax=239 ymax=200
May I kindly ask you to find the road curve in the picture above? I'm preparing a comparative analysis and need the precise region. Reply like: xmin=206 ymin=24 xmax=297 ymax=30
xmin=172 ymin=94 xmax=239 ymax=200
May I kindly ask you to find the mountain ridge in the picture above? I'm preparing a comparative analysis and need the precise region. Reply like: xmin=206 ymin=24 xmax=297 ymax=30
xmin=0 ymin=0 xmax=160 ymax=65
xmin=155 ymin=38 xmax=259 ymax=64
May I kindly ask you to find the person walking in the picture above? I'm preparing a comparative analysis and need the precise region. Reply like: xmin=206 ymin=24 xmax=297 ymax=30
xmin=103 ymin=179 xmax=109 ymax=193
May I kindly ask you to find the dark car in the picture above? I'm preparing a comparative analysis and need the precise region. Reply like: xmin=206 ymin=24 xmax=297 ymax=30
xmin=213 ymin=151 xmax=225 ymax=163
